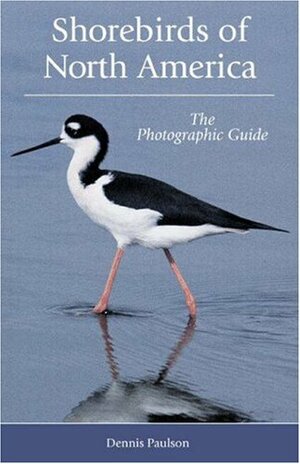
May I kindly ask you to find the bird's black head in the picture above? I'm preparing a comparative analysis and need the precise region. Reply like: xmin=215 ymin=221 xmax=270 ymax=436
xmin=62 ymin=114 xmax=109 ymax=164
xmin=11 ymin=114 xmax=109 ymax=164
xmin=64 ymin=114 xmax=109 ymax=146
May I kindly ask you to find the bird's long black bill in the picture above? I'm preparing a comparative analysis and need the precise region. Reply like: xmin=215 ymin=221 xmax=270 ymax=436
xmin=11 ymin=137 xmax=62 ymax=157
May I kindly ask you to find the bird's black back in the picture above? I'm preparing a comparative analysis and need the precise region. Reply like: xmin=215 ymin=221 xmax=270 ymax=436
xmin=100 ymin=170 xmax=286 ymax=232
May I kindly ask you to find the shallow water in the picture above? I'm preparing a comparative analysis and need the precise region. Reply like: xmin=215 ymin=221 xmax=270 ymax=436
xmin=2 ymin=196 xmax=297 ymax=423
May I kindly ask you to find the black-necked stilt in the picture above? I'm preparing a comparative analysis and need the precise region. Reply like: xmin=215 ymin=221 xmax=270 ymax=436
xmin=12 ymin=114 xmax=288 ymax=317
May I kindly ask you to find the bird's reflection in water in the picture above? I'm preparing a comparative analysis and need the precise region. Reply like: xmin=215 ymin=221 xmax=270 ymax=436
xmin=64 ymin=314 xmax=250 ymax=422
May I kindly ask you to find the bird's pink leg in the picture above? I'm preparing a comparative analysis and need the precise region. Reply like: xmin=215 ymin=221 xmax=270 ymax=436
xmin=163 ymin=248 xmax=197 ymax=318
xmin=93 ymin=248 xmax=125 ymax=314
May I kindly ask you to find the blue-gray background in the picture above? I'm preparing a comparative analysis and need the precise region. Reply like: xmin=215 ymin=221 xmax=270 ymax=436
xmin=2 ymin=1 xmax=297 ymax=422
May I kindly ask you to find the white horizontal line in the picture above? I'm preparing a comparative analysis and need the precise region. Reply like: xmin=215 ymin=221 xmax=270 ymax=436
xmin=24 ymin=93 xmax=275 ymax=98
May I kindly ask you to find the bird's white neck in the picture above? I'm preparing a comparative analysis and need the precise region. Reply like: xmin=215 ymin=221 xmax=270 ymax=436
xmin=67 ymin=135 xmax=101 ymax=174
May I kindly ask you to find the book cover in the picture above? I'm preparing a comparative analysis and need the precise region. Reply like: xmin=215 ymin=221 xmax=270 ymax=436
xmin=1 ymin=0 xmax=298 ymax=462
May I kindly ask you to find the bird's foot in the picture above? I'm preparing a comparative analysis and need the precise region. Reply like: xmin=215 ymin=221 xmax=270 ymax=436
xmin=93 ymin=298 xmax=109 ymax=314
xmin=185 ymin=295 xmax=197 ymax=318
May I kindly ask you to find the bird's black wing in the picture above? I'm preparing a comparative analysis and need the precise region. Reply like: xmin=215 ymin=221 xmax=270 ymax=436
xmin=103 ymin=170 xmax=286 ymax=232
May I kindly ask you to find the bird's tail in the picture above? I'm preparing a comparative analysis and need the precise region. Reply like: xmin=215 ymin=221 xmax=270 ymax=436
xmin=246 ymin=219 xmax=289 ymax=233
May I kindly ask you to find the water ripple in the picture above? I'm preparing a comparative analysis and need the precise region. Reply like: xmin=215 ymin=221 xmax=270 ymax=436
xmin=46 ymin=303 xmax=153 ymax=318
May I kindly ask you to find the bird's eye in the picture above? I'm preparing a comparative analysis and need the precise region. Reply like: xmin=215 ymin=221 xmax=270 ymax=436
xmin=66 ymin=122 xmax=81 ymax=137
xmin=69 ymin=128 xmax=78 ymax=137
